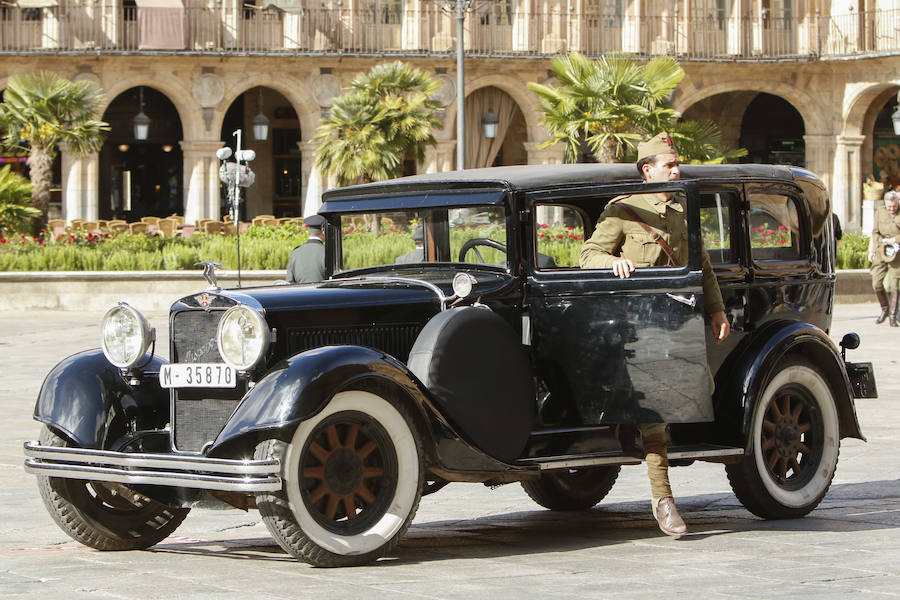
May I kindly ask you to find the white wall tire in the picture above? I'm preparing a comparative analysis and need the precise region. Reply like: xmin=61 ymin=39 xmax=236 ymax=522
xmin=726 ymin=361 xmax=840 ymax=519
xmin=255 ymin=390 xmax=423 ymax=566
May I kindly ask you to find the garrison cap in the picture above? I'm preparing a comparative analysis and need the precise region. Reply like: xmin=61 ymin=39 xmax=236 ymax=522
xmin=304 ymin=214 xmax=326 ymax=230
xmin=637 ymin=132 xmax=678 ymax=161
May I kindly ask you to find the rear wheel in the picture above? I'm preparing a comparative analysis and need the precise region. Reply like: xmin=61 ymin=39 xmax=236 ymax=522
xmin=255 ymin=390 xmax=423 ymax=567
xmin=725 ymin=360 xmax=840 ymax=519
xmin=521 ymin=466 xmax=620 ymax=511
xmin=36 ymin=426 xmax=189 ymax=550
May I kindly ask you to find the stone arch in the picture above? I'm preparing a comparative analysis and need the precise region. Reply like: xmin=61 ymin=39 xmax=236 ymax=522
xmin=441 ymin=74 xmax=543 ymax=143
xmin=99 ymin=78 xmax=198 ymax=140
xmin=676 ymin=80 xmax=825 ymax=135
xmin=842 ymin=82 xmax=900 ymax=138
xmin=218 ymin=74 xmax=320 ymax=142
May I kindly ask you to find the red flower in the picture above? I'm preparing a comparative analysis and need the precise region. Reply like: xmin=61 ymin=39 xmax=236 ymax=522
xmin=541 ymin=224 xmax=549 ymax=229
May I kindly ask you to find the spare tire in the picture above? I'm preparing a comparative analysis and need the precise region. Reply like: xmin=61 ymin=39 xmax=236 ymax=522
xmin=407 ymin=306 xmax=534 ymax=463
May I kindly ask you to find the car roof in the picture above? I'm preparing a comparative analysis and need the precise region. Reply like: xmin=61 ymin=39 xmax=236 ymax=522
xmin=321 ymin=163 xmax=805 ymax=205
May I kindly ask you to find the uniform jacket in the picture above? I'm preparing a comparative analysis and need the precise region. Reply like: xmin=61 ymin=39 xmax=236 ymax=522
xmin=580 ymin=193 xmax=725 ymax=314
xmin=871 ymin=207 xmax=900 ymax=266
xmin=286 ymin=238 xmax=326 ymax=283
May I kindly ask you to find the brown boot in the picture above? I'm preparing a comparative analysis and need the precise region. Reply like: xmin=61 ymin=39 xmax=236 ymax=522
xmin=652 ymin=496 xmax=688 ymax=537
xmin=876 ymin=289 xmax=890 ymax=324
xmin=891 ymin=291 xmax=899 ymax=327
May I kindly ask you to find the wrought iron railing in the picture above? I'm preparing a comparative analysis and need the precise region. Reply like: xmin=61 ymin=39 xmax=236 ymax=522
xmin=2 ymin=6 xmax=899 ymax=60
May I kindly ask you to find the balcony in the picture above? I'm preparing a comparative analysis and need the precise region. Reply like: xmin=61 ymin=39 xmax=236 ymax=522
xmin=1 ymin=4 xmax=899 ymax=61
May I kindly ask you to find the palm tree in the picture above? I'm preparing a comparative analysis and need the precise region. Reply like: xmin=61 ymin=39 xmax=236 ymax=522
xmin=528 ymin=53 xmax=745 ymax=164
xmin=314 ymin=61 xmax=443 ymax=186
xmin=0 ymin=165 xmax=40 ymax=236
xmin=0 ymin=71 xmax=108 ymax=229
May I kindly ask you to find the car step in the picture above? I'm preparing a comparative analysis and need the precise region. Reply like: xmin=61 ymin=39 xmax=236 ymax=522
xmin=519 ymin=444 xmax=744 ymax=470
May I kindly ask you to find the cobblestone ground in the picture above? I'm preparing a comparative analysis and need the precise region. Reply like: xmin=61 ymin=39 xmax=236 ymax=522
xmin=1 ymin=305 xmax=898 ymax=599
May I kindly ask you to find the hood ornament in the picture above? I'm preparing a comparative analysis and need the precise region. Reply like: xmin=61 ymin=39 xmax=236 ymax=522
xmin=195 ymin=261 xmax=222 ymax=290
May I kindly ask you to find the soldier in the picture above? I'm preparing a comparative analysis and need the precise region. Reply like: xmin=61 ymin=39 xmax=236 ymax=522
xmin=395 ymin=225 xmax=425 ymax=264
xmin=286 ymin=214 xmax=327 ymax=284
xmin=580 ymin=132 xmax=730 ymax=537
xmin=869 ymin=190 xmax=900 ymax=326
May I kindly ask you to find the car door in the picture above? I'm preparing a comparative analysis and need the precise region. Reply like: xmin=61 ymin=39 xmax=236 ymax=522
xmin=524 ymin=180 xmax=714 ymax=426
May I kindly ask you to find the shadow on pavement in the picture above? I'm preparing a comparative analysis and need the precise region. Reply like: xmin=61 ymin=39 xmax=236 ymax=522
xmin=144 ymin=479 xmax=900 ymax=566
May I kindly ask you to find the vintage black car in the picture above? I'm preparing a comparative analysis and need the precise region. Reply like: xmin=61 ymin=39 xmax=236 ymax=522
xmin=25 ymin=163 xmax=875 ymax=567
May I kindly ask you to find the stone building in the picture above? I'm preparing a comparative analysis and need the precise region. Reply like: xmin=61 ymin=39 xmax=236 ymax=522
xmin=2 ymin=0 xmax=900 ymax=232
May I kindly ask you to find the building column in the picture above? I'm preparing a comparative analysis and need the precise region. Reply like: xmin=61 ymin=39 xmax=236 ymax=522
xmin=423 ymin=140 xmax=456 ymax=173
xmin=297 ymin=141 xmax=322 ymax=216
xmin=60 ymin=147 xmax=99 ymax=223
xmin=524 ymin=141 xmax=566 ymax=164
xmin=834 ymin=134 xmax=865 ymax=233
xmin=180 ymin=140 xmax=225 ymax=225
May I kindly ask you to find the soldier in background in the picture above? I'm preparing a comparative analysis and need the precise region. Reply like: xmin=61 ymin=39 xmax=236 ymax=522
xmin=870 ymin=190 xmax=900 ymax=326
xmin=286 ymin=214 xmax=327 ymax=284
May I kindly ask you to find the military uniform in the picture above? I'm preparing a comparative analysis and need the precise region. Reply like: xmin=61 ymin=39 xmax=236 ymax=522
xmin=580 ymin=193 xmax=725 ymax=314
xmin=871 ymin=205 xmax=900 ymax=325
xmin=286 ymin=214 xmax=327 ymax=284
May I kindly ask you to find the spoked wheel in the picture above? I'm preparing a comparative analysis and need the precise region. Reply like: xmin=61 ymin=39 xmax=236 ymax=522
xmin=36 ymin=426 xmax=189 ymax=550
xmin=726 ymin=360 xmax=840 ymax=519
xmin=255 ymin=390 xmax=423 ymax=567
xmin=521 ymin=466 xmax=620 ymax=511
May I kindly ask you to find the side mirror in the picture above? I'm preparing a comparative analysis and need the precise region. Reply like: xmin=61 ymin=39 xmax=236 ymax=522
xmin=839 ymin=332 xmax=860 ymax=361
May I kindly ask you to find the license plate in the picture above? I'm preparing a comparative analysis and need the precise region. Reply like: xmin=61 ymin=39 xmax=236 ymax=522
xmin=160 ymin=363 xmax=237 ymax=388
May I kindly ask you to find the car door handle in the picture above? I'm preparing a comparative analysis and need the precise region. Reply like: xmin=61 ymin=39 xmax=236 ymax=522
xmin=666 ymin=293 xmax=697 ymax=308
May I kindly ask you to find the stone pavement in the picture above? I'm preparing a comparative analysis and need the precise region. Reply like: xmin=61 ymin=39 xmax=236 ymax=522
xmin=1 ymin=305 xmax=898 ymax=599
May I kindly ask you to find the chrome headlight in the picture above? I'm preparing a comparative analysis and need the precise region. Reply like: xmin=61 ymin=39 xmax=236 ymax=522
xmin=452 ymin=272 xmax=477 ymax=299
xmin=101 ymin=303 xmax=154 ymax=369
xmin=216 ymin=305 xmax=269 ymax=370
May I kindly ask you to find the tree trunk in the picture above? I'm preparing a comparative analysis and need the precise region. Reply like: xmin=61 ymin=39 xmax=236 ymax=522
xmin=27 ymin=145 xmax=53 ymax=232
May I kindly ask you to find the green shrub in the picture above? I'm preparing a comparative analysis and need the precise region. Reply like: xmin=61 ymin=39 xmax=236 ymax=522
xmin=836 ymin=233 xmax=870 ymax=270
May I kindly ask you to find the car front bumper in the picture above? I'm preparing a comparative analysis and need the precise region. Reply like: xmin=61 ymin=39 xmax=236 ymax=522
xmin=23 ymin=442 xmax=282 ymax=493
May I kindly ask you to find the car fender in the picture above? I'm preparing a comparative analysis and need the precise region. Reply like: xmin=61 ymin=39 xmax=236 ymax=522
xmin=33 ymin=349 xmax=169 ymax=449
xmin=718 ymin=320 xmax=863 ymax=445
xmin=211 ymin=345 xmax=432 ymax=453
xmin=209 ymin=345 xmax=521 ymax=475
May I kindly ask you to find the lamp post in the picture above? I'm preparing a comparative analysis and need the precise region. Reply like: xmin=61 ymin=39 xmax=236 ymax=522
xmin=216 ymin=129 xmax=257 ymax=287
xmin=133 ymin=87 xmax=150 ymax=141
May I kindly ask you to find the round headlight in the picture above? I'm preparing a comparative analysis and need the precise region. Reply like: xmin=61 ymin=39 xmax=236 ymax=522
xmin=452 ymin=272 xmax=477 ymax=299
xmin=101 ymin=303 xmax=154 ymax=369
xmin=216 ymin=305 xmax=269 ymax=370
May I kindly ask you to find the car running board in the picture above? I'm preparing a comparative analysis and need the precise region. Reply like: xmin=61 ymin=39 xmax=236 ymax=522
xmin=519 ymin=444 xmax=745 ymax=470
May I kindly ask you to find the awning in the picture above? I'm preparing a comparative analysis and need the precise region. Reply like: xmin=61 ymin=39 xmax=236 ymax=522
xmin=16 ymin=0 xmax=59 ymax=8
xmin=135 ymin=0 xmax=184 ymax=50
xmin=262 ymin=0 xmax=304 ymax=14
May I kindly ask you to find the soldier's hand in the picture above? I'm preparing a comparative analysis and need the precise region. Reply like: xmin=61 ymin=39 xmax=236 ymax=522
xmin=711 ymin=310 xmax=730 ymax=343
xmin=611 ymin=258 xmax=636 ymax=279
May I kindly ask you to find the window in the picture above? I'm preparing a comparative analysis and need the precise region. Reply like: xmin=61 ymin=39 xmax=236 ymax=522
xmin=534 ymin=204 xmax=587 ymax=269
xmin=700 ymin=190 xmax=737 ymax=265
xmin=338 ymin=206 xmax=508 ymax=271
xmin=748 ymin=193 xmax=803 ymax=261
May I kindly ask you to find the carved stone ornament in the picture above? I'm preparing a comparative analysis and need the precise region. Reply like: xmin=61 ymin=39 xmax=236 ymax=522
xmin=311 ymin=74 xmax=343 ymax=108
xmin=72 ymin=70 xmax=101 ymax=87
xmin=431 ymin=73 xmax=456 ymax=107
xmin=192 ymin=73 xmax=225 ymax=108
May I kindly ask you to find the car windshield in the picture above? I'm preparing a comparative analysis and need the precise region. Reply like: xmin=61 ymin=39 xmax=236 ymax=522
xmin=336 ymin=205 xmax=508 ymax=272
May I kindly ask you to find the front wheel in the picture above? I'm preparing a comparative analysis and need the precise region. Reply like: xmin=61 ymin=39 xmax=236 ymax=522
xmin=255 ymin=390 xmax=424 ymax=567
xmin=725 ymin=360 xmax=840 ymax=519
xmin=521 ymin=466 xmax=620 ymax=511
xmin=36 ymin=426 xmax=190 ymax=550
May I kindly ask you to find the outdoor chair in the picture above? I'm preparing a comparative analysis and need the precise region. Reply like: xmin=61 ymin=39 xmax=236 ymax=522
xmin=157 ymin=218 xmax=179 ymax=238
xmin=129 ymin=222 xmax=149 ymax=234
xmin=141 ymin=216 xmax=161 ymax=225
xmin=203 ymin=220 xmax=224 ymax=234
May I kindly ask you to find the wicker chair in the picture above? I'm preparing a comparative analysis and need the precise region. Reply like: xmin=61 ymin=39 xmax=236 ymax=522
xmin=203 ymin=220 xmax=224 ymax=234
xmin=69 ymin=219 xmax=86 ymax=232
xmin=140 ymin=216 xmax=161 ymax=225
xmin=251 ymin=214 xmax=276 ymax=227
xmin=223 ymin=222 xmax=237 ymax=236
xmin=108 ymin=220 xmax=129 ymax=233
xmin=156 ymin=218 xmax=179 ymax=238
xmin=128 ymin=222 xmax=149 ymax=234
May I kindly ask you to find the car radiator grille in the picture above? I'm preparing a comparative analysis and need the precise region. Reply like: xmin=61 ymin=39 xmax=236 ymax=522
xmin=287 ymin=323 xmax=422 ymax=361
xmin=169 ymin=311 xmax=422 ymax=453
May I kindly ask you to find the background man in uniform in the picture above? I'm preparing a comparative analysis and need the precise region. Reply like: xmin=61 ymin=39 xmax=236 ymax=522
xmin=286 ymin=214 xmax=327 ymax=283
xmin=395 ymin=225 xmax=425 ymax=264
xmin=580 ymin=132 xmax=730 ymax=537
xmin=869 ymin=190 xmax=900 ymax=325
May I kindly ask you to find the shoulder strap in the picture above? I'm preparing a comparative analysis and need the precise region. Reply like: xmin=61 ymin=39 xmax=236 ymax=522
xmin=613 ymin=199 xmax=679 ymax=266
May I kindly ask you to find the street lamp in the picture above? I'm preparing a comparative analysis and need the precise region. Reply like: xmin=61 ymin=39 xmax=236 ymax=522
xmin=891 ymin=91 xmax=900 ymax=135
xmin=252 ymin=87 xmax=269 ymax=142
xmin=216 ymin=129 xmax=257 ymax=287
xmin=133 ymin=87 xmax=150 ymax=141
xmin=482 ymin=107 xmax=499 ymax=139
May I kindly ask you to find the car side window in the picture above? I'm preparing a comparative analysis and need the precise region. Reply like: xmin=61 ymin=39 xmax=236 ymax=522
xmin=700 ymin=190 xmax=738 ymax=265
xmin=533 ymin=204 xmax=587 ymax=269
xmin=748 ymin=193 xmax=804 ymax=261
